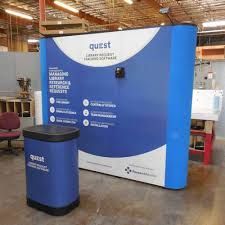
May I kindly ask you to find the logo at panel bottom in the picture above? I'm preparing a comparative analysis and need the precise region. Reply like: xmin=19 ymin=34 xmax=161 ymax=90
xmin=124 ymin=165 xmax=157 ymax=177
xmin=125 ymin=166 xmax=132 ymax=174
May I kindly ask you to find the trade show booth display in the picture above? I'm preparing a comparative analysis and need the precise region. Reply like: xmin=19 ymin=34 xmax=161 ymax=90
xmin=40 ymin=25 xmax=197 ymax=189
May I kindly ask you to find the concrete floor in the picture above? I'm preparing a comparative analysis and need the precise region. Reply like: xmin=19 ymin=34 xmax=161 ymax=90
xmin=1 ymin=141 xmax=225 ymax=225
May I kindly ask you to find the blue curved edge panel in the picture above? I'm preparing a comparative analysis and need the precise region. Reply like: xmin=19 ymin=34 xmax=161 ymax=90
xmin=40 ymin=39 xmax=48 ymax=124
xmin=40 ymin=25 xmax=197 ymax=189
xmin=165 ymin=25 xmax=197 ymax=189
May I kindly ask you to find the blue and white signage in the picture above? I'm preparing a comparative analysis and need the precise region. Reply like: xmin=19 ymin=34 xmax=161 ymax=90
xmin=41 ymin=25 xmax=197 ymax=189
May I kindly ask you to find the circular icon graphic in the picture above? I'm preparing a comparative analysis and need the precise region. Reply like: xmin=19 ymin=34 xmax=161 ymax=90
xmin=50 ymin=116 xmax=55 ymax=123
xmin=49 ymin=97 xmax=55 ymax=104
xmin=83 ymin=119 xmax=89 ymax=127
xmin=50 ymin=106 xmax=55 ymax=113
xmin=83 ymin=99 xmax=89 ymax=107
xmin=83 ymin=109 xmax=89 ymax=117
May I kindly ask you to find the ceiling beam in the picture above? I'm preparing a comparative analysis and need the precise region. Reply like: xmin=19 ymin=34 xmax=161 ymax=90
xmin=39 ymin=0 xmax=46 ymax=21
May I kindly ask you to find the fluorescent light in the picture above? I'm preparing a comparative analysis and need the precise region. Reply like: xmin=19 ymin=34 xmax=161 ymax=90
xmin=5 ymin=9 xmax=33 ymax=20
xmin=124 ymin=0 xmax=133 ymax=4
xmin=203 ymin=20 xmax=225 ymax=28
xmin=28 ymin=39 xmax=39 ymax=43
xmin=54 ymin=1 xmax=79 ymax=13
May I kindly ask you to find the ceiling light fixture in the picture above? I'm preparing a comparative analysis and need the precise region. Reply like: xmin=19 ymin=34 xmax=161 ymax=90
xmin=124 ymin=0 xmax=133 ymax=5
xmin=54 ymin=1 xmax=79 ymax=13
xmin=5 ymin=9 xmax=33 ymax=20
xmin=27 ymin=39 xmax=39 ymax=43
xmin=202 ymin=20 xmax=225 ymax=28
xmin=118 ymin=27 xmax=123 ymax=30
xmin=160 ymin=22 xmax=165 ymax=26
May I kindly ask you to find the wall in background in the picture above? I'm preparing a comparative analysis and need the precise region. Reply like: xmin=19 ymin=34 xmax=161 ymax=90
xmin=0 ymin=52 xmax=40 ymax=96
xmin=195 ymin=60 xmax=225 ymax=139
xmin=212 ymin=61 xmax=225 ymax=139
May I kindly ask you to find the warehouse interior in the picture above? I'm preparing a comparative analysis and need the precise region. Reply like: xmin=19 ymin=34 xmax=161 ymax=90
xmin=1 ymin=1 xmax=225 ymax=225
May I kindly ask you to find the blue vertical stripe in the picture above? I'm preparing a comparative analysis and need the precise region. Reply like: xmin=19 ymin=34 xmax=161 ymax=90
xmin=165 ymin=25 xmax=197 ymax=189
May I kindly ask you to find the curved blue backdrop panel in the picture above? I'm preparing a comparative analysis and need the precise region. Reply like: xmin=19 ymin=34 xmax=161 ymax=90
xmin=41 ymin=25 xmax=197 ymax=189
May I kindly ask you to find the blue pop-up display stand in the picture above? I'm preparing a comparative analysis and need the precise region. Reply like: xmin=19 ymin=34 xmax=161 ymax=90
xmin=40 ymin=25 xmax=197 ymax=189
xmin=23 ymin=125 xmax=80 ymax=216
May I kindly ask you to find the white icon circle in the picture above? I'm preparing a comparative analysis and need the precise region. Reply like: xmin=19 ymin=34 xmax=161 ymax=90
xmin=83 ymin=119 xmax=89 ymax=127
xmin=83 ymin=99 xmax=89 ymax=107
xmin=50 ymin=97 xmax=55 ymax=104
xmin=50 ymin=116 xmax=55 ymax=122
xmin=50 ymin=106 xmax=55 ymax=113
xmin=83 ymin=109 xmax=89 ymax=117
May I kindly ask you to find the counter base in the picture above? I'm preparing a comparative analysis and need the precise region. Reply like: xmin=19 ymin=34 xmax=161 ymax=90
xmin=27 ymin=197 xmax=80 ymax=216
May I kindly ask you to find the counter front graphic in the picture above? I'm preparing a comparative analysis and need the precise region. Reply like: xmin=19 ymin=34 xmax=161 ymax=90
xmin=41 ymin=25 xmax=197 ymax=189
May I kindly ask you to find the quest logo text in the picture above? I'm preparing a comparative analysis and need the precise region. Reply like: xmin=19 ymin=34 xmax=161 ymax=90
xmin=30 ymin=154 xmax=45 ymax=163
